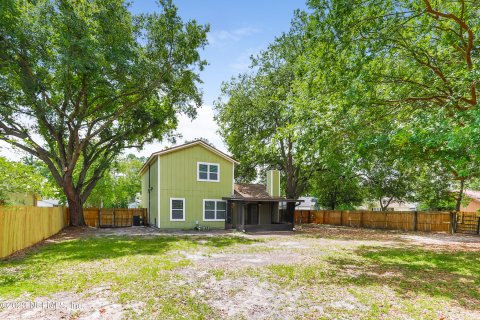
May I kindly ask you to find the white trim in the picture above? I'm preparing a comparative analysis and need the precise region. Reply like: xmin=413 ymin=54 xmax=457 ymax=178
xmin=232 ymin=164 xmax=235 ymax=195
xmin=197 ymin=162 xmax=220 ymax=182
xmin=157 ymin=156 xmax=161 ymax=228
xmin=270 ymin=171 xmax=273 ymax=196
xmin=203 ymin=199 xmax=227 ymax=221
xmin=170 ymin=198 xmax=186 ymax=221
xmin=278 ymin=171 xmax=281 ymax=196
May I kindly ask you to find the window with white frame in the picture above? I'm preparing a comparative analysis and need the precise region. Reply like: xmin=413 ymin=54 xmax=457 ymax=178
xmin=203 ymin=200 xmax=227 ymax=221
xmin=197 ymin=162 xmax=219 ymax=182
xmin=170 ymin=198 xmax=185 ymax=221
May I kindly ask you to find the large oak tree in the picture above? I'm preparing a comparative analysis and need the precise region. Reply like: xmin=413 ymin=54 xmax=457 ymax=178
xmin=215 ymin=16 xmax=324 ymax=199
xmin=304 ymin=0 xmax=480 ymax=210
xmin=0 ymin=0 xmax=208 ymax=225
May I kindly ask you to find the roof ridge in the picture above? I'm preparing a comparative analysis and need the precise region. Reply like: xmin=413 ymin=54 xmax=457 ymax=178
xmin=139 ymin=140 xmax=238 ymax=175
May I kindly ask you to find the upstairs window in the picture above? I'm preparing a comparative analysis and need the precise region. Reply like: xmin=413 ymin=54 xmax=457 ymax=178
xmin=197 ymin=162 xmax=219 ymax=182
xmin=203 ymin=200 xmax=227 ymax=221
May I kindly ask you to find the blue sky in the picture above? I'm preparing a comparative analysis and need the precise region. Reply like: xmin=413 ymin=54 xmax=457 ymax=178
xmin=128 ymin=0 xmax=308 ymax=157
xmin=0 ymin=1 xmax=307 ymax=160
xmin=131 ymin=0 xmax=308 ymax=106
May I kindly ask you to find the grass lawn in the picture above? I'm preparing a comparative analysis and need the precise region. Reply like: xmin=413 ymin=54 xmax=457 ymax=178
xmin=0 ymin=226 xmax=479 ymax=319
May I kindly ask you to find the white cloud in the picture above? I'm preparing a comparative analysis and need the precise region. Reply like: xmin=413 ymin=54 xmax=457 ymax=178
xmin=208 ymin=27 xmax=260 ymax=45
xmin=0 ymin=140 xmax=23 ymax=160
xmin=132 ymin=105 xmax=228 ymax=158
xmin=1 ymin=105 xmax=229 ymax=161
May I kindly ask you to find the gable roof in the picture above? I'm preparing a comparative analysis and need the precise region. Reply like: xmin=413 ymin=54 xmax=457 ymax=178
xmin=139 ymin=140 xmax=239 ymax=175
xmin=225 ymin=183 xmax=301 ymax=202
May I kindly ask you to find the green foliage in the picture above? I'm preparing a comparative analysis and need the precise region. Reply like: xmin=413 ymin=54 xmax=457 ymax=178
xmin=413 ymin=165 xmax=457 ymax=211
xmin=215 ymin=12 xmax=333 ymax=198
xmin=303 ymin=0 xmax=480 ymax=183
xmin=309 ymin=159 xmax=364 ymax=210
xmin=235 ymin=0 xmax=480 ymax=208
xmin=85 ymin=154 xmax=144 ymax=208
xmin=0 ymin=156 xmax=58 ymax=204
xmin=0 ymin=0 xmax=208 ymax=223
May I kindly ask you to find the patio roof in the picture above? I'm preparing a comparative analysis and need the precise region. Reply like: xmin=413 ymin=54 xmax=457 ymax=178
xmin=222 ymin=183 xmax=302 ymax=202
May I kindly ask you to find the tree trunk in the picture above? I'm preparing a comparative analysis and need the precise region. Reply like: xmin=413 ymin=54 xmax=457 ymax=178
xmin=329 ymin=193 xmax=336 ymax=210
xmin=455 ymin=179 xmax=465 ymax=212
xmin=67 ymin=192 xmax=86 ymax=226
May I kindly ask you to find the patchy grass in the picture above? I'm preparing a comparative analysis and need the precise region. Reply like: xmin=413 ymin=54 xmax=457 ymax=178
xmin=0 ymin=234 xmax=256 ymax=319
xmin=1 ymin=226 xmax=479 ymax=319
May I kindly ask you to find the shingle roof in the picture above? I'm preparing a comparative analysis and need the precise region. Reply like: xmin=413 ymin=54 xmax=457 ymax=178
xmin=233 ymin=183 xmax=282 ymax=200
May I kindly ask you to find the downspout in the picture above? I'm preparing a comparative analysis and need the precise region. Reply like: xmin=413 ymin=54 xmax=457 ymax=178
xmin=148 ymin=163 xmax=151 ymax=226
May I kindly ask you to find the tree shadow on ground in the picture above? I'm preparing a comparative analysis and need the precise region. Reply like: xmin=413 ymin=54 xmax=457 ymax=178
xmin=2 ymin=234 xmax=258 ymax=264
xmin=325 ymin=245 xmax=480 ymax=309
xmin=0 ymin=234 xmax=258 ymax=293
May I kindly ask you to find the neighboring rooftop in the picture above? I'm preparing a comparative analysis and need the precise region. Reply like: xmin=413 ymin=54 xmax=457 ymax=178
xmin=464 ymin=190 xmax=480 ymax=201
xmin=36 ymin=199 xmax=61 ymax=207
xmin=296 ymin=197 xmax=318 ymax=210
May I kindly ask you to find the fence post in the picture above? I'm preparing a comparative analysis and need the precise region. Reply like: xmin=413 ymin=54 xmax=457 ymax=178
xmin=359 ymin=211 xmax=364 ymax=228
xmin=98 ymin=208 xmax=101 ymax=228
xmin=413 ymin=211 xmax=418 ymax=231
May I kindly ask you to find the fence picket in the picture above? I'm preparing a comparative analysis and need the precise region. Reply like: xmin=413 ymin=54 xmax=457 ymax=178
xmin=0 ymin=206 xmax=67 ymax=259
xmin=294 ymin=210 xmax=465 ymax=233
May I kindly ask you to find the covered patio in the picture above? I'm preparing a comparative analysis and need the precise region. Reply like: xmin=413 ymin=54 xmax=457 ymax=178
xmin=223 ymin=184 xmax=301 ymax=232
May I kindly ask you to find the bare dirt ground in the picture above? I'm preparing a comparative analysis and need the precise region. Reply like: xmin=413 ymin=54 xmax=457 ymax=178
xmin=1 ymin=225 xmax=479 ymax=319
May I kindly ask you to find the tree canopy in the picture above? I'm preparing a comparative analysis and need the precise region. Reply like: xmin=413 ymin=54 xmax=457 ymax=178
xmin=302 ymin=0 xmax=480 ymax=207
xmin=216 ymin=0 xmax=479 ymax=210
xmin=85 ymin=154 xmax=144 ymax=208
xmin=0 ymin=156 xmax=57 ymax=204
xmin=0 ymin=0 xmax=208 ymax=224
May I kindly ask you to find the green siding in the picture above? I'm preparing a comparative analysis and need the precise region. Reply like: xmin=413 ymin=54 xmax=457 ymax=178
xmin=266 ymin=170 xmax=281 ymax=197
xmin=159 ymin=144 xmax=234 ymax=229
xmin=141 ymin=158 xmax=158 ymax=226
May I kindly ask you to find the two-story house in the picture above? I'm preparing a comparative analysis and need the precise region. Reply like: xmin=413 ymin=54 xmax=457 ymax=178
xmin=139 ymin=140 xmax=298 ymax=231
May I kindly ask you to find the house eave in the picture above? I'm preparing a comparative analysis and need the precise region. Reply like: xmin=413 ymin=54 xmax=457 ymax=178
xmin=138 ymin=140 xmax=239 ymax=176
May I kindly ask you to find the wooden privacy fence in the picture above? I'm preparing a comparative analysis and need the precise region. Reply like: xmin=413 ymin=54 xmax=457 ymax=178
xmin=294 ymin=210 xmax=455 ymax=233
xmin=67 ymin=208 xmax=147 ymax=228
xmin=456 ymin=212 xmax=480 ymax=234
xmin=0 ymin=206 xmax=67 ymax=259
